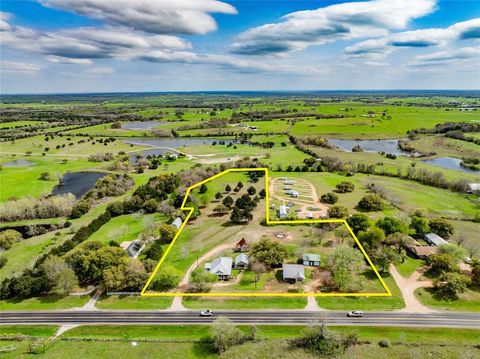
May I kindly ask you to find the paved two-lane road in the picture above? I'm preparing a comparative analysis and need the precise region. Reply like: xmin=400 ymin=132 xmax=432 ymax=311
xmin=1 ymin=311 xmax=479 ymax=329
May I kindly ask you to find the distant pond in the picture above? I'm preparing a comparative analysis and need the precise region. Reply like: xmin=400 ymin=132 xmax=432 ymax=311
xmin=51 ymin=172 xmax=107 ymax=198
xmin=2 ymin=159 xmax=36 ymax=167
xmin=124 ymin=137 xmax=233 ymax=163
xmin=328 ymin=138 xmax=412 ymax=156
xmin=422 ymin=157 xmax=480 ymax=174
xmin=121 ymin=121 xmax=170 ymax=130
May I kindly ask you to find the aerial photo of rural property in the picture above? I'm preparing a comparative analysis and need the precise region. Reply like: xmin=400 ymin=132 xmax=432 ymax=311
xmin=0 ymin=0 xmax=479 ymax=358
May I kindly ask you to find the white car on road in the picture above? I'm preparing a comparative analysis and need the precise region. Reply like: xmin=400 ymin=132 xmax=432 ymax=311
xmin=199 ymin=310 xmax=214 ymax=317
xmin=347 ymin=310 xmax=363 ymax=318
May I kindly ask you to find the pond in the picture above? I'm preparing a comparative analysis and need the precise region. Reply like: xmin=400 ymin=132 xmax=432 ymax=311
xmin=328 ymin=138 xmax=412 ymax=156
xmin=124 ymin=137 xmax=233 ymax=163
xmin=121 ymin=121 xmax=170 ymax=130
xmin=422 ymin=157 xmax=480 ymax=174
xmin=51 ymin=172 xmax=107 ymax=198
xmin=2 ymin=159 xmax=36 ymax=167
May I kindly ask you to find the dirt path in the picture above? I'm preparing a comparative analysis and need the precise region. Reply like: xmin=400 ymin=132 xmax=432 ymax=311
xmin=390 ymin=264 xmax=435 ymax=313
xmin=178 ymin=243 xmax=233 ymax=287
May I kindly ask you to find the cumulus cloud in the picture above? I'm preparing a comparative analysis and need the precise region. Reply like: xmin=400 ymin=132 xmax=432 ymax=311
xmin=1 ymin=61 xmax=43 ymax=73
xmin=407 ymin=46 xmax=480 ymax=67
xmin=1 ymin=18 xmax=191 ymax=61
xmin=345 ymin=18 xmax=480 ymax=58
xmin=230 ymin=0 xmax=436 ymax=55
xmin=41 ymin=0 xmax=237 ymax=35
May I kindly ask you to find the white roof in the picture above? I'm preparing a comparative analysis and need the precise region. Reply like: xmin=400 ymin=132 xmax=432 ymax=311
xmin=209 ymin=257 xmax=232 ymax=276
xmin=235 ymin=253 xmax=249 ymax=266
xmin=279 ymin=205 xmax=288 ymax=215
xmin=468 ymin=183 xmax=480 ymax=191
xmin=425 ymin=233 xmax=448 ymax=246
xmin=172 ymin=217 xmax=183 ymax=229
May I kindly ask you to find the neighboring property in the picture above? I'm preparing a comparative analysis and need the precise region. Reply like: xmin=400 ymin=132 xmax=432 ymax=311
xmin=425 ymin=232 xmax=448 ymax=247
xmin=303 ymin=253 xmax=321 ymax=267
xmin=404 ymin=239 xmax=438 ymax=259
xmin=120 ymin=240 xmax=143 ymax=258
xmin=234 ymin=253 xmax=249 ymax=269
xmin=284 ymin=180 xmax=295 ymax=185
xmin=235 ymin=238 xmax=251 ymax=252
xmin=283 ymin=264 xmax=305 ymax=283
xmin=205 ymin=257 xmax=233 ymax=280
xmin=278 ymin=205 xmax=288 ymax=219
xmin=171 ymin=217 xmax=183 ymax=230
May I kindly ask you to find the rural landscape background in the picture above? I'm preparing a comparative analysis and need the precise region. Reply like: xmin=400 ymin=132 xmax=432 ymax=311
xmin=1 ymin=0 xmax=479 ymax=358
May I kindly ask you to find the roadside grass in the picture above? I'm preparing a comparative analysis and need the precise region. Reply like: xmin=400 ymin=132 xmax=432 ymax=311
xmin=415 ymin=287 xmax=480 ymax=312
xmin=95 ymin=295 xmax=172 ymax=310
xmin=183 ymin=296 xmax=308 ymax=310
xmin=395 ymin=257 xmax=424 ymax=278
xmin=0 ymin=326 xmax=58 ymax=338
xmin=0 ymin=295 xmax=90 ymax=311
xmin=316 ymin=276 xmax=405 ymax=311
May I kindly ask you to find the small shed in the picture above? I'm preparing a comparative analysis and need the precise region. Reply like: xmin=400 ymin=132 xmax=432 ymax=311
xmin=235 ymin=238 xmax=251 ymax=252
xmin=278 ymin=205 xmax=288 ymax=219
xmin=171 ymin=217 xmax=183 ymax=230
xmin=283 ymin=264 xmax=305 ymax=283
xmin=290 ymin=190 xmax=299 ymax=198
xmin=303 ymin=253 xmax=321 ymax=267
xmin=235 ymin=253 xmax=249 ymax=269
xmin=467 ymin=183 xmax=480 ymax=194
xmin=425 ymin=233 xmax=448 ymax=247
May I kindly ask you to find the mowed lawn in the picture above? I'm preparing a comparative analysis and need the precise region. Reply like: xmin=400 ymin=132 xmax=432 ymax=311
xmin=86 ymin=213 xmax=166 ymax=245
xmin=415 ymin=287 xmax=480 ymax=312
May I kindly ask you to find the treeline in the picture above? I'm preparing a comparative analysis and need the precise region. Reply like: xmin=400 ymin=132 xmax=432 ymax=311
xmin=0 ymin=194 xmax=76 ymax=222
xmin=409 ymin=121 xmax=480 ymax=145
xmin=289 ymin=137 xmax=473 ymax=194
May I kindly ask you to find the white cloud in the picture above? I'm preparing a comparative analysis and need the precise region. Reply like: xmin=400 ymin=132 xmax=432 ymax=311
xmin=407 ymin=46 xmax=480 ymax=67
xmin=230 ymin=0 xmax=436 ymax=55
xmin=86 ymin=67 xmax=115 ymax=74
xmin=1 ymin=61 xmax=43 ymax=73
xmin=345 ymin=18 xmax=480 ymax=58
xmin=41 ymin=0 xmax=237 ymax=35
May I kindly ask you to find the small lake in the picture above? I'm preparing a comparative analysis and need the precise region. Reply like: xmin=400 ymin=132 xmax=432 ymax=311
xmin=422 ymin=157 xmax=480 ymax=174
xmin=51 ymin=172 xmax=107 ymax=198
xmin=2 ymin=159 xmax=36 ymax=167
xmin=328 ymin=138 xmax=412 ymax=156
xmin=125 ymin=138 xmax=233 ymax=164
xmin=121 ymin=121 xmax=170 ymax=130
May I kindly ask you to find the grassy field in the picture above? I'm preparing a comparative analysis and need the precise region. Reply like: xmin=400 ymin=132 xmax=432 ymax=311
xmin=0 ymin=295 xmax=90 ymax=310
xmin=95 ymin=295 xmax=172 ymax=310
xmin=0 ymin=120 xmax=47 ymax=128
xmin=316 ymin=276 xmax=405 ymax=311
xmin=86 ymin=213 xmax=166 ymax=245
xmin=0 ymin=157 xmax=107 ymax=201
xmin=0 ymin=325 xmax=58 ymax=338
xmin=395 ymin=257 xmax=424 ymax=278
xmin=415 ymin=287 xmax=480 ymax=312
xmin=1 ymin=325 xmax=479 ymax=359
xmin=183 ymin=296 xmax=308 ymax=310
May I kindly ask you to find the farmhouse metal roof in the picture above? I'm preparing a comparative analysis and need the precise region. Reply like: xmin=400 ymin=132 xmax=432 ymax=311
xmin=210 ymin=257 xmax=233 ymax=276
xmin=302 ymin=253 xmax=321 ymax=262
xmin=283 ymin=264 xmax=305 ymax=280
xmin=425 ymin=233 xmax=448 ymax=247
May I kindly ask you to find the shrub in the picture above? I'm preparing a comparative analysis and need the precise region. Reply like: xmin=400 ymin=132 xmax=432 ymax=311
xmin=69 ymin=200 xmax=91 ymax=219
xmin=428 ymin=218 xmax=454 ymax=239
xmin=151 ymin=266 xmax=181 ymax=291
xmin=0 ymin=229 xmax=22 ymax=250
xmin=327 ymin=205 xmax=349 ymax=218
xmin=320 ymin=192 xmax=338 ymax=204
xmin=358 ymin=194 xmax=385 ymax=211
xmin=378 ymin=339 xmax=390 ymax=348
xmin=335 ymin=181 xmax=355 ymax=193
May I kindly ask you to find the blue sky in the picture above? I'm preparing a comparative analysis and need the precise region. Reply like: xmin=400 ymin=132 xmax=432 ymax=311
xmin=1 ymin=0 xmax=479 ymax=93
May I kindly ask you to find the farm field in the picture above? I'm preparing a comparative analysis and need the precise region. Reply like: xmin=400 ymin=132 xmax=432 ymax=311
xmin=0 ymin=92 xmax=479 ymax=320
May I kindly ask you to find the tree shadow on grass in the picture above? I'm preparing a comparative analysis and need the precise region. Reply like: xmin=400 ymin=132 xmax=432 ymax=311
xmin=192 ymin=337 xmax=216 ymax=357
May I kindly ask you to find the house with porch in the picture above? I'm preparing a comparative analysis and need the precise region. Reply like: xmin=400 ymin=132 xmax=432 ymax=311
xmin=205 ymin=257 xmax=232 ymax=281
xmin=235 ymin=253 xmax=249 ymax=269
xmin=302 ymin=253 xmax=321 ymax=267
xmin=282 ymin=264 xmax=305 ymax=283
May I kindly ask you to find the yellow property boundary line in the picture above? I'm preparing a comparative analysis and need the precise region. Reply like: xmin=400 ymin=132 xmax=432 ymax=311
xmin=141 ymin=168 xmax=392 ymax=297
